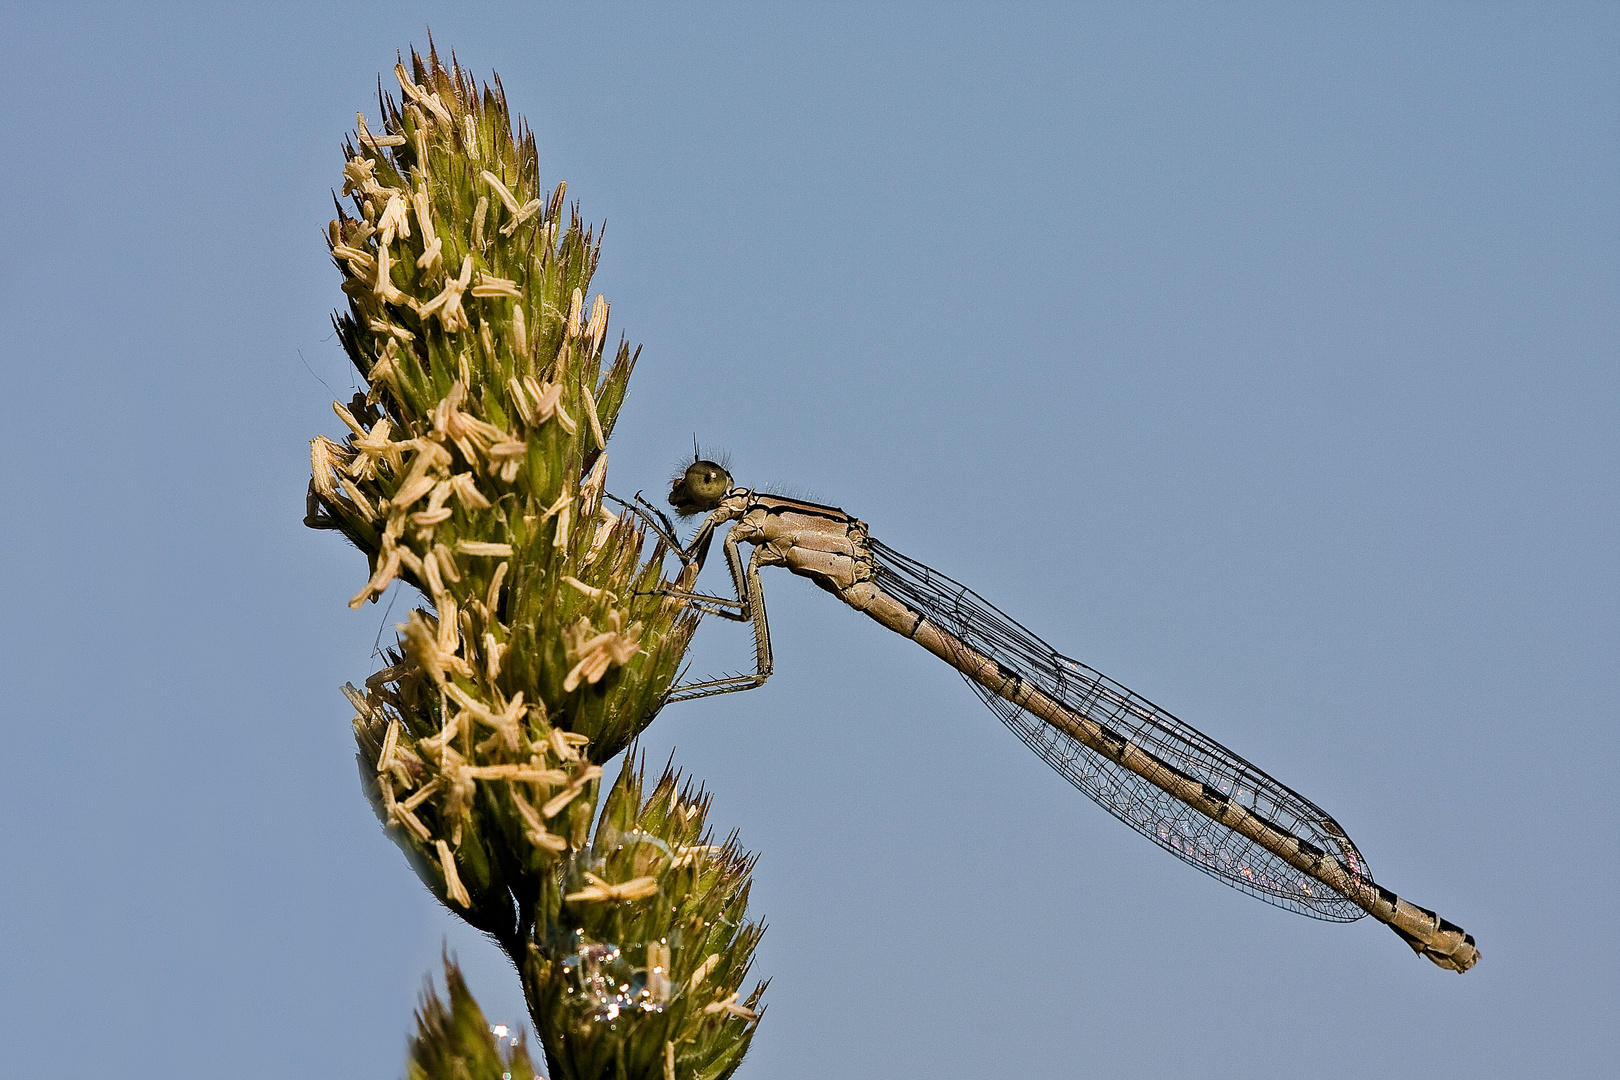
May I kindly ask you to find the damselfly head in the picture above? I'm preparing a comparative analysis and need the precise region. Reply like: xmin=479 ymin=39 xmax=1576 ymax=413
xmin=669 ymin=459 xmax=733 ymax=516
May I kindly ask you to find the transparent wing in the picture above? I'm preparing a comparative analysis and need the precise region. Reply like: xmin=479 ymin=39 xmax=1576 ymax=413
xmin=869 ymin=539 xmax=1370 ymax=921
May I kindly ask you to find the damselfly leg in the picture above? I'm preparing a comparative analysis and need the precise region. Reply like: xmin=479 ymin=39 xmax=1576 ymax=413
xmin=608 ymin=486 xmax=776 ymax=701
xmin=659 ymin=527 xmax=776 ymax=701
xmin=605 ymin=491 xmax=685 ymax=559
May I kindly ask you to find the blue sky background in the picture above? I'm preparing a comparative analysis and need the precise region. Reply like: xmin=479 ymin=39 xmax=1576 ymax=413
xmin=3 ymin=4 xmax=1615 ymax=1077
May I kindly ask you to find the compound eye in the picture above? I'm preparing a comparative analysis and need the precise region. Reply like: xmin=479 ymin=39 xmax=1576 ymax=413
xmin=696 ymin=463 xmax=730 ymax=494
xmin=669 ymin=459 xmax=733 ymax=515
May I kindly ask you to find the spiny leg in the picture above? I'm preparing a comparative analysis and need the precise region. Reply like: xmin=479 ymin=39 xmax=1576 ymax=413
xmin=607 ymin=487 xmax=771 ymax=699
xmin=663 ymin=536 xmax=775 ymax=702
xmin=667 ymin=590 xmax=750 ymax=622
xmin=614 ymin=503 xmax=746 ymax=619
xmin=608 ymin=490 xmax=726 ymax=594
xmin=606 ymin=491 xmax=686 ymax=559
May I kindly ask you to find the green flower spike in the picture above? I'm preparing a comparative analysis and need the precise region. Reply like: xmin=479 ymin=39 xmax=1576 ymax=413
xmin=527 ymin=758 xmax=767 ymax=1080
xmin=312 ymin=46 xmax=766 ymax=1080
xmin=408 ymin=953 xmax=541 ymax=1080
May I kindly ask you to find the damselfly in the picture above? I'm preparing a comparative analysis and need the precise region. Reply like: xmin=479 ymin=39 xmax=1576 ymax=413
xmin=613 ymin=459 xmax=1480 ymax=972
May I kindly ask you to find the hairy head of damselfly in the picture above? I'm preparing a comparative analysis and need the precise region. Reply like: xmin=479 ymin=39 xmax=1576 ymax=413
xmin=669 ymin=458 xmax=733 ymax=516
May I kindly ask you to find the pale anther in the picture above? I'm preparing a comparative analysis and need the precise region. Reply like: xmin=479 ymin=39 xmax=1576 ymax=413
xmin=457 ymin=540 xmax=514 ymax=557
xmin=481 ymin=170 xmax=522 ymax=215
xmin=435 ymin=840 xmax=472 ymax=908
xmin=355 ymin=112 xmax=406 ymax=149
xmin=471 ymin=273 xmax=521 ymax=298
